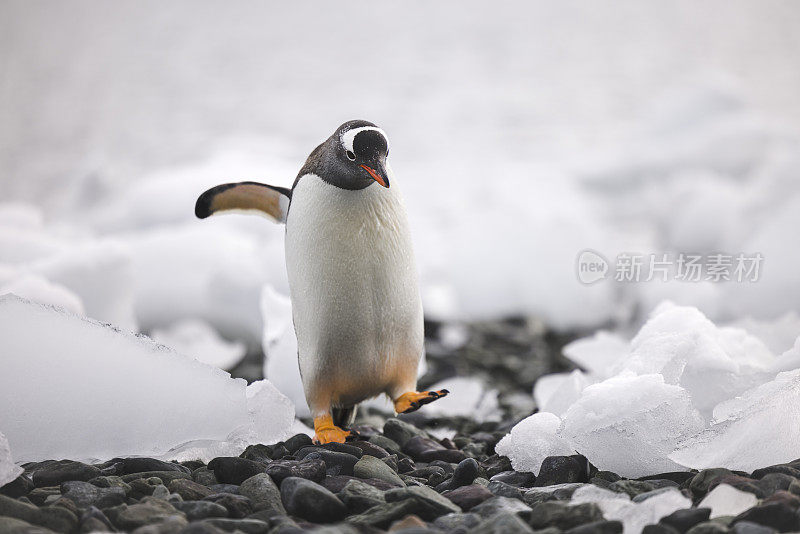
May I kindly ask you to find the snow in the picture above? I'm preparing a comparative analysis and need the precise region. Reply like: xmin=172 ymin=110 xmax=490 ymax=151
xmin=570 ymin=485 xmax=691 ymax=534
xmin=0 ymin=271 xmax=85 ymax=315
xmin=0 ymin=431 xmax=22 ymax=488
xmin=561 ymin=373 xmax=704 ymax=478
xmin=151 ymin=319 xmax=246 ymax=370
xmin=495 ymin=413 xmax=575 ymax=475
xmin=698 ymin=484 xmax=759 ymax=519
xmin=0 ymin=295 xmax=294 ymax=462
xmin=669 ymin=368 xmax=800 ymax=472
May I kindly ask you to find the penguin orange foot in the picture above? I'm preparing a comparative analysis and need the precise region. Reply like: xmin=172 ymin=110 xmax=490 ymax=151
xmin=394 ymin=389 xmax=449 ymax=414
xmin=313 ymin=414 xmax=352 ymax=444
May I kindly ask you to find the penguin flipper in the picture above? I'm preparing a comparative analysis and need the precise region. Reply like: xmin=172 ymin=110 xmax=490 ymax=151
xmin=195 ymin=181 xmax=291 ymax=223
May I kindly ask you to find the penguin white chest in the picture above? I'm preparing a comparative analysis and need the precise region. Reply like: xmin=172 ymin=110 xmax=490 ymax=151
xmin=285 ymin=174 xmax=423 ymax=410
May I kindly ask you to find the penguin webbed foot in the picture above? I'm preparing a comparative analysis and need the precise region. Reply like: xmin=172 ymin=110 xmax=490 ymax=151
xmin=394 ymin=389 xmax=449 ymax=414
xmin=313 ymin=413 xmax=356 ymax=444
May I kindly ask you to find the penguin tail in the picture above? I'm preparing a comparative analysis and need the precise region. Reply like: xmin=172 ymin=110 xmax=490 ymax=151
xmin=195 ymin=181 xmax=291 ymax=223
xmin=332 ymin=405 xmax=357 ymax=429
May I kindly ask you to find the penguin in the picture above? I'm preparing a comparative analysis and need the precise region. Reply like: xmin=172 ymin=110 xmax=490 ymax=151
xmin=195 ymin=120 xmax=448 ymax=444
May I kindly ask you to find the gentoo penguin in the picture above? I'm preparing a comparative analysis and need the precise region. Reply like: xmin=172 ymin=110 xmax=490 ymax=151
xmin=195 ymin=120 xmax=448 ymax=444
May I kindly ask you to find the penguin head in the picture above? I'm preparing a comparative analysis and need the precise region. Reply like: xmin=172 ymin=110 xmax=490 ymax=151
xmin=306 ymin=120 xmax=391 ymax=191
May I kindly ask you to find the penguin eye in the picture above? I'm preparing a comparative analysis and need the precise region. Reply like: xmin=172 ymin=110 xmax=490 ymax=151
xmin=346 ymin=150 xmax=356 ymax=161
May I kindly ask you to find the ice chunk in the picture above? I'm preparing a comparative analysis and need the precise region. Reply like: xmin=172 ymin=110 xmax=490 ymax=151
xmin=151 ymin=319 xmax=246 ymax=370
xmin=571 ymin=485 xmax=691 ymax=534
xmin=495 ymin=412 xmax=575 ymax=475
xmin=0 ymin=295 xmax=294 ymax=462
xmin=0 ymin=431 xmax=22 ymax=488
xmin=422 ymin=376 xmax=501 ymax=422
xmin=260 ymin=285 xmax=309 ymax=417
xmin=562 ymin=331 xmax=630 ymax=378
xmin=534 ymin=370 xmax=593 ymax=417
xmin=772 ymin=337 xmax=800 ymax=373
xmin=698 ymin=484 xmax=759 ymax=519
xmin=0 ymin=271 xmax=85 ymax=315
xmin=619 ymin=303 xmax=775 ymax=417
xmin=670 ymin=368 xmax=800 ymax=472
xmin=561 ymin=372 xmax=704 ymax=478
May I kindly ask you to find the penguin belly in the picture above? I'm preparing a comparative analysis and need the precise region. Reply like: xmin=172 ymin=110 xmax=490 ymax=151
xmin=285 ymin=173 xmax=424 ymax=415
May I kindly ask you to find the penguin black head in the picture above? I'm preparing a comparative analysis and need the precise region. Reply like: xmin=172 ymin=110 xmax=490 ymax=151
xmin=297 ymin=120 xmax=391 ymax=191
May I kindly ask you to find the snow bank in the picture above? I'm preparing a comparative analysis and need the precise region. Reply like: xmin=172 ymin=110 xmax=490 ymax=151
xmin=0 ymin=295 xmax=294 ymax=462
xmin=0 ymin=431 xmax=22 ymax=488
xmin=501 ymin=302 xmax=800 ymax=477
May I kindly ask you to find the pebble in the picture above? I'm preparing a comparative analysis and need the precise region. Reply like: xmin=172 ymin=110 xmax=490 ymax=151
xmin=471 ymin=495 xmax=532 ymax=518
xmin=265 ymin=458 xmax=326 ymax=485
xmin=529 ymin=501 xmax=604 ymax=531
xmin=279 ymin=476 xmax=347 ymax=523
xmin=353 ymin=455 xmax=405 ymax=487
xmin=238 ymin=473 xmax=285 ymax=515
xmin=168 ymin=478 xmax=214 ymax=501
xmin=104 ymin=496 xmax=186 ymax=531
xmin=471 ymin=511 xmax=535 ymax=533
xmin=59 ymin=480 xmax=125 ymax=508
xmin=173 ymin=500 xmax=228 ymax=521
xmin=534 ymin=455 xmax=589 ymax=487
xmin=0 ymin=494 xmax=78 ymax=532
xmin=207 ymin=457 xmax=266 ymax=485
xmin=30 ymin=460 xmax=101 ymax=487
xmin=659 ymin=508 xmax=712 ymax=532
xmin=732 ymin=503 xmax=799 ymax=532
xmin=202 ymin=493 xmax=253 ymax=518
xmin=443 ymin=483 xmax=494 ymax=511
xmin=338 ymin=479 xmax=387 ymax=513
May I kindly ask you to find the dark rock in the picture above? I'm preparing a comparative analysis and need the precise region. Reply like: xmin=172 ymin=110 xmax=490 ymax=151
xmin=321 ymin=474 xmax=396 ymax=493
xmin=128 ymin=478 xmax=159 ymax=499
xmin=388 ymin=514 xmax=428 ymax=531
xmin=381 ymin=454 xmax=399 ymax=473
xmin=471 ymin=496 xmax=532 ymax=519
xmin=192 ymin=468 xmax=218 ymax=487
xmin=238 ymin=473 xmax=285 ymax=515
xmin=691 ymin=469 xmax=735 ymax=496
xmin=174 ymin=501 xmax=229 ymax=521
xmin=353 ymin=455 xmax=405 ymax=486
xmin=265 ymin=459 xmax=326 ymax=485
xmin=471 ymin=511 xmax=535 ymax=533
xmin=403 ymin=436 xmax=466 ymax=463
xmin=168 ymin=479 xmax=214 ymax=501
xmin=338 ymin=479 xmax=386 ymax=514
xmin=320 ymin=442 xmax=364 ymax=458
xmin=711 ymin=475 xmax=766 ymax=499
xmin=208 ymin=484 xmax=239 ymax=494
xmin=350 ymin=440 xmax=390 ymax=459
xmin=660 ymin=508 xmax=711 ymax=533
xmin=369 ymin=434 xmax=402 ymax=453
xmin=443 ymin=458 xmax=480 ymax=490
xmin=132 ymin=515 xmax=188 ymax=533
xmin=0 ymin=474 xmax=34 ymax=498
xmin=384 ymin=485 xmax=461 ymax=516
xmin=207 ymin=458 xmax=265 ymax=486
xmin=201 ymin=518 xmax=270 ymax=533
xmin=608 ymin=480 xmax=656 ymax=498
xmin=524 ymin=483 xmax=586 ymax=504
xmin=443 ymin=484 xmax=493 ymax=511
xmin=733 ymin=503 xmax=799 ymax=532
xmin=685 ymin=522 xmax=729 ymax=534
xmin=644 ymin=525 xmax=682 ymax=534
xmin=180 ymin=520 xmax=229 ymax=534
xmin=491 ymin=470 xmax=536 ymax=488
xmin=283 ymin=434 xmax=313 ymax=454
xmin=0 ymin=516 xmax=56 ymax=533
xmin=27 ymin=488 xmax=61 ymax=506
xmin=279 ymin=477 xmax=346 ymax=523
xmin=202 ymin=493 xmax=253 ymax=518
xmin=105 ymin=497 xmax=185 ymax=531
xmin=300 ymin=449 xmax=359 ymax=477
xmin=594 ymin=471 xmax=622 ymax=483
xmin=565 ymin=520 xmax=624 ymax=534
xmin=397 ymin=456 xmax=416 ymax=474
xmin=30 ymin=460 xmax=101 ymax=487
xmin=634 ymin=487 xmax=685 ymax=503
xmin=481 ymin=455 xmax=513 ymax=478
xmin=433 ymin=512 xmax=481 ymax=533
xmin=528 ymin=501 xmax=604 ymax=530
xmin=79 ymin=506 xmax=115 ymax=533
xmin=640 ymin=472 xmax=696 ymax=485
xmin=752 ymin=466 xmax=800 ymax=480
xmin=488 ymin=480 xmax=525 ymax=501
xmin=0 ymin=494 xmax=78 ymax=532
xmin=762 ymin=490 xmax=800 ymax=508
xmin=534 ymin=455 xmax=589 ymax=487
xmin=383 ymin=418 xmax=426 ymax=447
xmin=757 ymin=474 xmax=795 ymax=496
xmin=121 ymin=471 xmax=192 ymax=485
xmin=239 ymin=444 xmax=275 ymax=464
xmin=120 ymin=458 xmax=189 ymax=475
xmin=405 ymin=466 xmax=447 ymax=484
xmin=60 ymin=480 xmax=125 ymax=508
xmin=731 ymin=522 xmax=777 ymax=534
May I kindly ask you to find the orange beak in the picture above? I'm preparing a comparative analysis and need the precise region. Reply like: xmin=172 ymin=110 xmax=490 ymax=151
xmin=359 ymin=164 xmax=390 ymax=188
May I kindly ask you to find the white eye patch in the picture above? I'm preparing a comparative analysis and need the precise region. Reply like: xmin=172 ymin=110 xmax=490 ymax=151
xmin=341 ymin=126 xmax=390 ymax=155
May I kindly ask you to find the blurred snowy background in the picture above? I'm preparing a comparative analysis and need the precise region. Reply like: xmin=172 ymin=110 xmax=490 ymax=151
xmin=2 ymin=1 xmax=800 ymax=469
